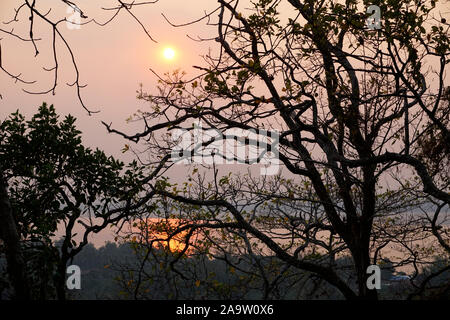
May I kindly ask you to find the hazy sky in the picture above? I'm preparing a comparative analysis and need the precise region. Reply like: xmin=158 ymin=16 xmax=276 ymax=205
xmin=2 ymin=0 xmax=447 ymax=163
xmin=1 ymin=0 xmax=449 ymax=182
xmin=3 ymin=1 xmax=448 ymax=247
xmin=0 ymin=0 xmax=288 ymax=247
xmin=0 ymin=0 xmax=222 ymax=161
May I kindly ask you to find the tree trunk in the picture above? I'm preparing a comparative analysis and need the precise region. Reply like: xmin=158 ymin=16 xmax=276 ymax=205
xmin=354 ymin=248 xmax=378 ymax=300
xmin=0 ymin=170 xmax=30 ymax=300
xmin=350 ymin=223 xmax=378 ymax=300
xmin=55 ymin=261 xmax=66 ymax=301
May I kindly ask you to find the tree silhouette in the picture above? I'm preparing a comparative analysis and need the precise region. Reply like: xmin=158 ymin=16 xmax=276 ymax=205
xmin=106 ymin=0 xmax=449 ymax=299
xmin=0 ymin=104 xmax=157 ymax=299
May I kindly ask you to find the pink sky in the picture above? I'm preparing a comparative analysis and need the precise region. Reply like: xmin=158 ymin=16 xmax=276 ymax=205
xmin=1 ymin=0 xmax=293 ymax=187
xmin=0 ymin=0 xmax=219 ymax=161
xmin=3 ymin=0 xmax=447 ymax=164
xmin=1 ymin=0 xmax=272 ymax=247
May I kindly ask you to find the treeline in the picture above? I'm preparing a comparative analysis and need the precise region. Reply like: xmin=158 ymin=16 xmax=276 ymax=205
xmin=3 ymin=240 xmax=447 ymax=300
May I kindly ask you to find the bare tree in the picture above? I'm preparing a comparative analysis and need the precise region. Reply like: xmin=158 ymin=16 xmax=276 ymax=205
xmin=0 ymin=0 xmax=159 ymax=113
xmin=105 ymin=0 xmax=449 ymax=299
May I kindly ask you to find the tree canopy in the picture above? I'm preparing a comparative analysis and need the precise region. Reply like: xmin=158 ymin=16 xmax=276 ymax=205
xmin=0 ymin=104 xmax=149 ymax=299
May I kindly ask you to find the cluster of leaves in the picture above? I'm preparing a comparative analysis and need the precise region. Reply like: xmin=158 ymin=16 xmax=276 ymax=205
xmin=417 ymin=86 xmax=450 ymax=185
xmin=0 ymin=104 xmax=146 ymax=299
xmin=0 ymin=104 xmax=126 ymax=243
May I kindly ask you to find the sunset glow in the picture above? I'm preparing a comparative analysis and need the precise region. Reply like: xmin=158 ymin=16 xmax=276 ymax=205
xmin=131 ymin=218 xmax=200 ymax=255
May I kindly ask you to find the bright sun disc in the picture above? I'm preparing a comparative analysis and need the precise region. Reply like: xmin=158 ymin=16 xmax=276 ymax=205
xmin=163 ymin=47 xmax=175 ymax=60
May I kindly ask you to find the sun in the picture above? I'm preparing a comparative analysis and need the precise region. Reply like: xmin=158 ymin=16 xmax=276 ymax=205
xmin=163 ymin=47 xmax=176 ymax=60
